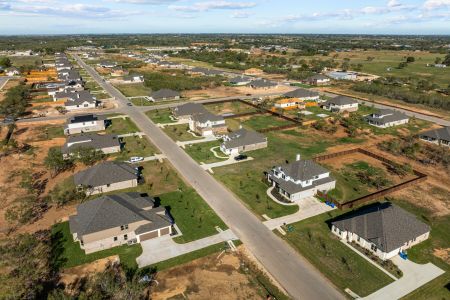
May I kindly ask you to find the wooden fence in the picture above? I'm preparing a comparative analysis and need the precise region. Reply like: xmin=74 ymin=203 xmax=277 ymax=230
xmin=313 ymin=148 xmax=427 ymax=210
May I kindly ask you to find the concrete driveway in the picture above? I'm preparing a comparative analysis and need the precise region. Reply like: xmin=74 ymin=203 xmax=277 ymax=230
xmin=361 ymin=256 xmax=445 ymax=300
xmin=136 ymin=229 xmax=237 ymax=268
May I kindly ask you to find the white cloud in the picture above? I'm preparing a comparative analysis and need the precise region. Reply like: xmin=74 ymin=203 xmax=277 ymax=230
xmin=169 ymin=1 xmax=256 ymax=12
xmin=423 ymin=0 xmax=450 ymax=10
xmin=105 ymin=0 xmax=177 ymax=4
xmin=231 ymin=11 xmax=251 ymax=18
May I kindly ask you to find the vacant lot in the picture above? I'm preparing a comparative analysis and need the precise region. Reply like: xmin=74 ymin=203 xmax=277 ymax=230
xmin=105 ymin=116 xmax=139 ymax=135
xmin=225 ymin=114 xmax=294 ymax=132
xmin=204 ymin=101 xmax=257 ymax=115
xmin=146 ymin=108 xmax=175 ymax=124
xmin=279 ymin=210 xmax=394 ymax=297
xmin=115 ymin=83 xmax=151 ymax=97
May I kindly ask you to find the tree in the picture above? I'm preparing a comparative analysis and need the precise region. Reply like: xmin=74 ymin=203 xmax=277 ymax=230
xmin=442 ymin=53 xmax=450 ymax=65
xmin=72 ymin=146 xmax=105 ymax=166
xmin=406 ymin=56 xmax=415 ymax=63
xmin=44 ymin=147 xmax=72 ymax=177
xmin=435 ymin=57 xmax=442 ymax=64
xmin=0 ymin=56 xmax=11 ymax=68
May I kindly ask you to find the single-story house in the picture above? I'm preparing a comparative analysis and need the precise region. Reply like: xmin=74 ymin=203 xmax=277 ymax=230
xmin=274 ymin=98 xmax=305 ymax=110
xmin=220 ymin=128 xmax=267 ymax=155
xmin=64 ymin=114 xmax=106 ymax=135
xmin=283 ymin=88 xmax=320 ymax=101
xmin=69 ymin=192 xmax=173 ymax=254
xmin=157 ymin=61 xmax=183 ymax=69
xmin=331 ymin=203 xmax=430 ymax=260
xmin=64 ymin=90 xmax=98 ymax=111
xmin=5 ymin=67 xmax=20 ymax=76
xmin=172 ymin=103 xmax=208 ymax=120
xmin=327 ymin=71 xmax=357 ymax=81
xmin=74 ymin=161 xmax=139 ymax=195
xmin=189 ymin=111 xmax=228 ymax=137
xmin=249 ymin=79 xmax=278 ymax=90
xmin=303 ymin=74 xmax=330 ymax=86
xmin=149 ymin=89 xmax=180 ymax=102
xmin=122 ymin=75 xmax=144 ymax=84
xmin=267 ymin=154 xmax=336 ymax=202
xmin=228 ymin=76 xmax=252 ymax=86
xmin=98 ymin=61 xmax=117 ymax=68
xmin=365 ymin=109 xmax=409 ymax=128
xmin=62 ymin=133 xmax=121 ymax=158
xmin=322 ymin=96 xmax=359 ymax=113
xmin=418 ymin=126 xmax=450 ymax=147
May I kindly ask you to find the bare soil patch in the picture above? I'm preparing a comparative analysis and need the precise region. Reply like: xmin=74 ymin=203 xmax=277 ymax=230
xmin=182 ymin=86 xmax=244 ymax=100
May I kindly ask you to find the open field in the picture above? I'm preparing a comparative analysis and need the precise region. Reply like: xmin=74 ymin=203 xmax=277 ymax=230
xmin=226 ymin=114 xmax=294 ymax=131
xmin=278 ymin=210 xmax=394 ymax=297
xmin=114 ymin=83 xmax=151 ymax=97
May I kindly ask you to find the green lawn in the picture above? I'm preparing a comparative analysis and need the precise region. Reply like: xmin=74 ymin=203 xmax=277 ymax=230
xmin=204 ymin=101 xmax=257 ymax=115
xmin=34 ymin=125 xmax=65 ymax=141
xmin=184 ymin=140 xmax=227 ymax=164
xmin=130 ymin=97 xmax=153 ymax=106
xmin=51 ymin=222 xmax=142 ymax=270
xmin=163 ymin=124 xmax=201 ymax=142
xmin=105 ymin=117 xmax=139 ymax=135
xmin=146 ymin=108 xmax=176 ymax=124
xmin=238 ymin=114 xmax=293 ymax=131
xmin=158 ymin=187 xmax=228 ymax=243
xmin=279 ymin=210 xmax=394 ymax=297
xmin=114 ymin=136 xmax=159 ymax=161
xmin=115 ymin=83 xmax=151 ymax=97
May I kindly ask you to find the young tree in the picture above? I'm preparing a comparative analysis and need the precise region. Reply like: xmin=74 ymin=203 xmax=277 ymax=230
xmin=73 ymin=147 xmax=105 ymax=166
xmin=0 ymin=56 xmax=11 ymax=68
xmin=406 ymin=56 xmax=415 ymax=63
xmin=44 ymin=147 xmax=72 ymax=177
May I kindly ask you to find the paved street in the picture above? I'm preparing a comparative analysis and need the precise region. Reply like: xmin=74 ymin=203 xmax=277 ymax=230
xmin=74 ymin=54 xmax=345 ymax=300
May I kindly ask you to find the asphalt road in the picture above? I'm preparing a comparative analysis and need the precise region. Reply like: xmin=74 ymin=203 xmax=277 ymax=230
xmin=73 ymin=54 xmax=345 ymax=300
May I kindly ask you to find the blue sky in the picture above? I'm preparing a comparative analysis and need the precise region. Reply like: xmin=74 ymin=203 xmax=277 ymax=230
xmin=0 ymin=0 xmax=449 ymax=35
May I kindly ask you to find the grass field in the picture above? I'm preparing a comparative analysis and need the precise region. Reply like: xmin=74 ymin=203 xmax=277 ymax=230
xmin=115 ymin=83 xmax=151 ymax=97
xmin=146 ymin=108 xmax=175 ymax=124
xmin=114 ymin=136 xmax=159 ymax=160
xmin=226 ymin=114 xmax=293 ymax=132
xmin=34 ymin=125 xmax=65 ymax=141
xmin=105 ymin=117 xmax=139 ymax=135
xmin=163 ymin=124 xmax=201 ymax=141
xmin=184 ymin=140 xmax=227 ymax=164
xmin=9 ymin=56 xmax=43 ymax=67
xmin=51 ymin=222 xmax=142 ymax=270
xmin=204 ymin=101 xmax=257 ymax=115
xmin=279 ymin=210 xmax=394 ymax=297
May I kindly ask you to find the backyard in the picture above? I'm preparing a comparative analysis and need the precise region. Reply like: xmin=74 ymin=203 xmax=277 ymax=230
xmin=278 ymin=210 xmax=394 ymax=297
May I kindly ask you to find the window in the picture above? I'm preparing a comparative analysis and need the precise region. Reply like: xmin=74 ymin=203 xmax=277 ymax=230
xmin=80 ymin=239 xmax=84 ymax=246
xmin=120 ymin=224 xmax=128 ymax=231
xmin=106 ymin=184 xmax=111 ymax=187
xmin=371 ymin=244 xmax=377 ymax=252
xmin=113 ymin=236 xmax=118 ymax=241
xmin=124 ymin=234 xmax=128 ymax=240
xmin=357 ymin=236 xmax=360 ymax=242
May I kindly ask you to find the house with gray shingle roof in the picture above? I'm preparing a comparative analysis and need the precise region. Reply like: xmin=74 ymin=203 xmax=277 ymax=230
xmin=189 ymin=111 xmax=228 ymax=137
xmin=303 ymin=74 xmax=330 ymax=86
xmin=249 ymin=79 xmax=278 ymax=89
xmin=322 ymin=96 xmax=359 ymax=113
xmin=62 ymin=133 xmax=121 ymax=158
xmin=220 ymin=128 xmax=267 ymax=155
xmin=283 ymin=88 xmax=319 ymax=101
xmin=267 ymin=154 xmax=336 ymax=202
xmin=64 ymin=114 xmax=106 ymax=135
xmin=365 ymin=109 xmax=409 ymax=128
xmin=74 ymin=161 xmax=139 ymax=195
xmin=228 ymin=76 xmax=252 ymax=86
xmin=64 ymin=90 xmax=98 ymax=111
xmin=172 ymin=102 xmax=207 ymax=120
xmin=419 ymin=126 xmax=450 ymax=148
xmin=149 ymin=89 xmax=181 ymax=102
xmin=331 ymin=202 xmax=430 ymax=260
xmin=69 ymin=192 xmax=173 ymax=253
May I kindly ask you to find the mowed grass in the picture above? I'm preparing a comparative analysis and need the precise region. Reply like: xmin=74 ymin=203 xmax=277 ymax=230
xmin=279 ymin=210 xmax=394 ymax=297
xmin=115 ymin=83 xmax=151 ymax=97
xmin=239 ymin=114 xmax=293 ymax=131
xmin=163 ymin=124 xmax=201 ymax=141
xmin=114 ymin=136 xmax=159 ymax=161
xmin=146 ymin=108 xmax=176 ymax=124
xmin=51 ymin=222 xmax=142 ymax=270
xmin=105 ymin=116 xmax=139 ymax=135
xmin=184 ymin=140 xmax=227 ymax=164
xmin=158 ymin=187 xmax=228 ymax=243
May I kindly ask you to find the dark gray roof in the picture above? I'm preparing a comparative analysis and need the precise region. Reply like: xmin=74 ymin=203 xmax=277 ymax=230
xmin=229 ymin=76 xmax=252 ymax=84
xmin=325 ymin=96 xmax=358 ymax=106
xmin=69 ymin=193 xmax=171 ymax=236
xmin=249 ymin=79 xmax=277 ymax=88
xmin=273 ymin=159 xmax=330 ymax=181
xmin=269 ymin=174 xmax=335 ymax=195
xmin=64 ymin=90 xmax=96 ymax=107
xmin=74 ymin=161 xmax=138 ymax=187
xmin=306 ymin=74 xmax=329 ymax=81
xmin=191 ymin=111 xmax=224 ymax=123
xmin=284 ymin=88 xmax=319 ymax=98
xmin=332 ymin=203 xmax=430 ymax=252
xmin=62 ymin=133 xmax=120 ymax=153
xmin=150 ymin=89 xmax=180 ymax=100
xmin=366 ymin=109 xmax=409 ymax=124
xmin=172 ymin=103 xmax=207 ymax=117
xmin=223 ymin=128 xmax=266 ymax=149
xmin=419 ymin=126 xmax=450 ymax=142
xmin=67 ymin=114 xmax=104 ymax=124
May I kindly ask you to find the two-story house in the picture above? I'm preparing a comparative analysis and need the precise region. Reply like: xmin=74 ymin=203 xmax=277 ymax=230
xmin=69 ymin=192 xmax=173 ymax=254
xmin=267 ymin=155 xmax=336 ymax=202
xmin=64 ymin=90 xmax=98 ymax=111
xmin=322 ymin=96 xmax=359 ymax=113
xmin=189 ymin=111 xmax=228 ymax=137
xmin=365 ymin=109 xmax=409 ymax=128
xmin=64 ymin=114 xmax=106 ymax=135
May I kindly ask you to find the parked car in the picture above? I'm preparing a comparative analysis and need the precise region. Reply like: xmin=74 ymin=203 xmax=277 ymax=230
xmin=127 ymin=102 xmax=133 ymax=106
xmin=234 ymin=154 xmax=247 ymax=161
xmin=129 ymin=156 xmax=144 ymax=163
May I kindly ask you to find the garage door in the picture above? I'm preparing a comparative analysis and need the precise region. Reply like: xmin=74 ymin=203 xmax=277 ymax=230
xmin=139 ymin=230 xmax=158 ymax=241
xmin=160 ymin=227 xmax=170 ymax=236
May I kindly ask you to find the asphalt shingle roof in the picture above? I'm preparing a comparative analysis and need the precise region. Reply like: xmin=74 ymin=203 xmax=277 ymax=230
xmin=325 ymin=96 xmax=358 ymax=106
xmin=191 ymin=111 xmax=224 ymax=123
xmin=332 ymin=203 xmax=430 ymax=252
xmin=420 ymin=126 xmax=450 ymax=142
xmin=366 ymin=109 xmax=409 ymax=124
xmin=284 ymin=88 xmax=319 ymax=98
xmin=74 ymin=161 xmax=138 ymax=187
xmin=62 ymin=133 xmax=120 ymax=154
xmin=274 ymin=159 xmax=330 ymax=181
xmin=150 ymin=89 xmax=180 ymax=100
xmin=172 ymin=103 xmax=207 ymax=118
xmin=223 ymin=128 xmax=266 ymax=149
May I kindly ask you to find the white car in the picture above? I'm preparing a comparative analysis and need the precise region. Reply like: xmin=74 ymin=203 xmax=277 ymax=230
xmin=129 ymin=156 xmax=144 ymax=163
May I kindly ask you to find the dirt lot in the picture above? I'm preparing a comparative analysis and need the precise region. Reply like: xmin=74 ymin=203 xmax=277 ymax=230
xmin=152 ymin=246 xmax=285 ymax=300
xmin=182 ymin=86 xmax=244 ymax=100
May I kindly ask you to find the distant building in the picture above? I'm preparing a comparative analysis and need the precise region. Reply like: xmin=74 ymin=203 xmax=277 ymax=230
xmin=172 ymin=103 xmax=207 ymax=120
xmin=365 ymin=109 xmax=409 ymax=128
xmin=98 ymin=61 xmax=117 ymax=68
xmin=283 ymin=88 xmax=319 ymax=101
xmin=331 ymin=203 xmax=430 ymax=260
xmin=64 ymin=90 xmax=98 ymax=111
xmin=274 ymin=98 xmax=305 ymax=110
xmin=303 ymin=74 xmax=330 ymax=86
xmin=249 ymin=79 xmax=277 ymax=89
xmin=64 ymin=114 xmax=106 ymax=135
xmin=228 ymin=76 xmax=252 ymax=86
xmin=327 ymin=71 xmax=357 ymax=81
xmin=122 ymin=75 xmax=144 ymax=83
xmin=5 ymin=67 xmax=20 ymax=76
xmin=149 ymin=89 xmax=180 ymax=102
xmin=322 ymin=96 xmax=359 ymax=113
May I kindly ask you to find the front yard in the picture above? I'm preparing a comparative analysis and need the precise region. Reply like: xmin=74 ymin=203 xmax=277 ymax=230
xmin=105 ymin=116 xmax=139 ymax=135
xmin=163 ymin=124 xmax=202 ymax=142
xmin=278 ymin=210 xmax=394 ymax=297
xmin=184 ymin=140 xmax=227 ymax=164
xmin=113 ymin=136 xmax=159 ymax=161
xmin=146 ymin=108 xmax=176 ymax=124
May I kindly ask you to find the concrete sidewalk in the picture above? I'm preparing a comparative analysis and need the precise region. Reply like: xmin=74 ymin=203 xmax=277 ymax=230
xmin=137 ymin=229 xmax=238 ymax=267
xmin=264 ymin=197 xmax=335 ymax=230
xmin=118 ymin=132 xmax=145 ymax=138
xmin=361 ymin=256 xmax=445 ymax=300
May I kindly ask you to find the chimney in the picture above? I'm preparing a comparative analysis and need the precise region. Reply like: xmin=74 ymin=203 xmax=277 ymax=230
xmin=296 ymin=154 xmax=301 ymax=161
